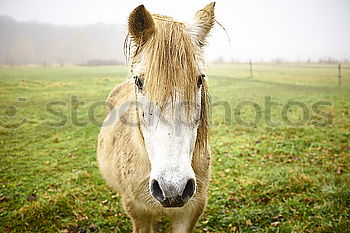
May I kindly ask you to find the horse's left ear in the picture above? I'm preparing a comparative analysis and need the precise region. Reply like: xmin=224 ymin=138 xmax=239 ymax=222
xmin=128 ymin=5 xmax=155 ymax=45
xmin=191 ymin=2 xmax=215 ymax=46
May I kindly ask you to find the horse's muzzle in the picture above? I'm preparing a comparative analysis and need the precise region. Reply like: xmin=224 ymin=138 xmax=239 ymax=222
xmin=150 ymin=178 xmax=196 ymax=208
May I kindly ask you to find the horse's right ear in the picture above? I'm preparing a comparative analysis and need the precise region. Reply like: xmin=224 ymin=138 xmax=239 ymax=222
xmin=191 ymin=2 xmax=215 ymax=47
xmin=128 ymin=5 xmax=155 ymax=45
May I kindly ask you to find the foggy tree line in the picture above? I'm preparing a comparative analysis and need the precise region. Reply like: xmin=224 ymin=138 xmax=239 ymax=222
xmin=1 ymin=16 xmax=347 ymax=66
xmin=0 ymin=16 xmax=126 ymax=65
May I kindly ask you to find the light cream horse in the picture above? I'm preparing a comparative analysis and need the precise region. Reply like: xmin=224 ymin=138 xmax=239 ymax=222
xmin=97 ymin=3 xmax=215 ymax=232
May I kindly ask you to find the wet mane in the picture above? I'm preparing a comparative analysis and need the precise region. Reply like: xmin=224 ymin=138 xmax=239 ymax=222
xmin=127 ymin=15 xmax=199 ymax=106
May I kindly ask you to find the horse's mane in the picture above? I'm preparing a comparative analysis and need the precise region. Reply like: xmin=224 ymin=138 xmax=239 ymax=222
xmin=128 ymin=15 xmax=199 ymax=105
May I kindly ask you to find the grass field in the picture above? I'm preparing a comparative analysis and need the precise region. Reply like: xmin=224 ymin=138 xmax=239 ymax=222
xmin=0 ymin=63 xmax=349 ymax=232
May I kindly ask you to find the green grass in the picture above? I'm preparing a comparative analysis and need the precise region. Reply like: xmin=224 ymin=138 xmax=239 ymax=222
xmin=0 ymin=63 xmax=349 ymax=232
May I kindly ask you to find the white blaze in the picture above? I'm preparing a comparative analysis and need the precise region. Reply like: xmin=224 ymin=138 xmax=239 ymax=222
xmin=136 ymin=89 xmax=202 ymax=196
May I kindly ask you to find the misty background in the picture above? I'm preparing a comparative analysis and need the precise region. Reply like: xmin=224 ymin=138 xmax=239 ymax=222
xmin=0 ymin=16 xmax=125 ymax=65
xmin=0 ymin=0 xmax=349 ymax=65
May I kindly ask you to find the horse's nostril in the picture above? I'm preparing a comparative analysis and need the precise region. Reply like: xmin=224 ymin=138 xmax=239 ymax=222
xmin=150 ymin=179 xmax=165 ymax=203
xmin=181 ymin=178 xmax=195 ymax=202
xmin=151 ymin=178 xmax=195 ymax=207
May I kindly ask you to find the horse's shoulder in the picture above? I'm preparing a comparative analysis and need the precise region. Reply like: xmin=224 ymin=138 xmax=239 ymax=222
xmin=106 ymin=80 xmax=134 ymax=113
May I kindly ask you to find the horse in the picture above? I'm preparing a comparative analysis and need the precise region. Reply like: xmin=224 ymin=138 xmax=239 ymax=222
xmin=97 ymin=2 xmax=215 ymax=232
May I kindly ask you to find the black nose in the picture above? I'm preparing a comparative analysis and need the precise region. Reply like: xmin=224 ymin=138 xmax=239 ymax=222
xmin=150 ymin=179 xmax=196 ymax=208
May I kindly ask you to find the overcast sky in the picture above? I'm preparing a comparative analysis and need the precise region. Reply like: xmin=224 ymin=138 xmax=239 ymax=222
xmin=1 ymin=0 xmax=349 ymax=62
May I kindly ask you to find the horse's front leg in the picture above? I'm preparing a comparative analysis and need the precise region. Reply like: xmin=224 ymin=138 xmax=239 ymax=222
xmin=170 ymin=202 xmax=205 ymax=233
xmin=123 ymin=199 xmax=155 ymax=233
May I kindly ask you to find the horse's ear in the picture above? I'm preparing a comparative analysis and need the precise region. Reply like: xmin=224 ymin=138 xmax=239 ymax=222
xmin=192 ymin=2 xmax=215 ymax=46
xmin=128 ymin=5 xmax=155 ymax=45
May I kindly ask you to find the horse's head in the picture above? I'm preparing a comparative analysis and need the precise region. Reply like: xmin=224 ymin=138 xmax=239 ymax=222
xmin=127 ymin=3 xmax=215 ymax=208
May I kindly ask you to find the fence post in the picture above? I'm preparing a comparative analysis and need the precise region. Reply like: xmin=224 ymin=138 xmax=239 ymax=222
xmin=249 ymin=60 xmax=253 ymax=78
xmin=338 ymin=64 xmax=342 ymax=86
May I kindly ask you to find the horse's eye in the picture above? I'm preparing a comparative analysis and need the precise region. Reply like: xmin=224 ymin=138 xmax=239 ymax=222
xmin=197 ymin=74 xmax=205 ymax=87
xmin=134 ymin=76 xmax=144 ymax=91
